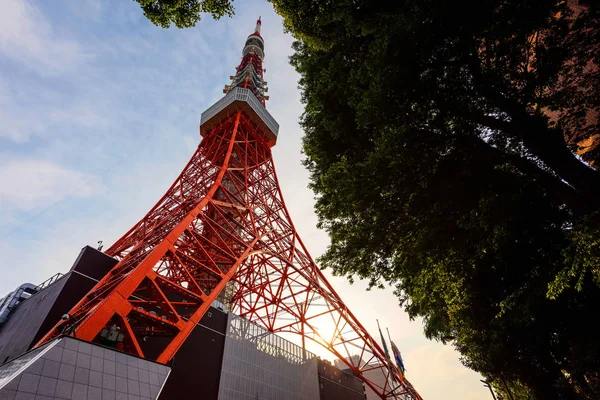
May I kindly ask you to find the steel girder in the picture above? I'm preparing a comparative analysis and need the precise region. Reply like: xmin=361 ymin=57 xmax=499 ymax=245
xmin=36 ymin=110 xmax=422 ymax=399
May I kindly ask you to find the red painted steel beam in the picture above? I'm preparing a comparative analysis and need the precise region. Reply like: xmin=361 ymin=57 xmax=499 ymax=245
xmin=33 ymin=22 xmax=423 ymax=399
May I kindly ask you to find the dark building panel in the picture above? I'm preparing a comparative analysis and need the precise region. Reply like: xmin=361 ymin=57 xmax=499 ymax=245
xmin=159 ymin=307 xmax=228 ymax=399
xmin=318 ymin=359 xmax=366 ymax=400
xmin=0 ymin=246 xmax=117 ymax=364
xmin=33 ymin=246 xmax=117 ymax=345
xmin=32 ymin=273 xmax=100 ymax=345
xmin=70 ymin=245 xmax=119 ymax=281
xmin=0 ymin=275 xmax=68 ymax=363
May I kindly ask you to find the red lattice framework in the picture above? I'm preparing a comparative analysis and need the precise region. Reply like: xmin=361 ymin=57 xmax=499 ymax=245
xmin=37 ymin=20 xmax=423 ymax=400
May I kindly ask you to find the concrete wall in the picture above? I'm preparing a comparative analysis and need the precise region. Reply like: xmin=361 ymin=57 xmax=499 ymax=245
xmin=317 ymin=359 xmax=365 ymax=400
xmin=360 ymin=367 xmax=388 ymax=400
xmin=217 ymin=313 xmax=320 ymax=400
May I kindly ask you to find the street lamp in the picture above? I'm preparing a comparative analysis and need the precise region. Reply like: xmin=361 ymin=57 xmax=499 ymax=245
xmin=481 ymin=380 xmax=497 ymax=400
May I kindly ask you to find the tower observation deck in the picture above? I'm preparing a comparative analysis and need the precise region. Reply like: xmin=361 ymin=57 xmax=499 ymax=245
xmin=200 ymin=17 xmax=278 ymax=146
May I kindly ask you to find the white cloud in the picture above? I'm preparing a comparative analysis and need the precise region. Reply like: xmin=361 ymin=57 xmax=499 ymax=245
xmin=0 ymin=101 xmax=108 ymax=143
xmin=0 ymin=214 xmax=118 ymax=294
xmin=0 ymin=0 xmax=89 ymax=73
xmin=0 ymin=159 xmax=101 ymax=210
xmin=49 ymin=105 xmax=109 ymax=128
xmin=65 ymin=0 xmax=103 ymax=21
xmin=0 ymin=1 xmax=105 ymax=142
xmin=0 ymin=76 xmax=108 ymax=142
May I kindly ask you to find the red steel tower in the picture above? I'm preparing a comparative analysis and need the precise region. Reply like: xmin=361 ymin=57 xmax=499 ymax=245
xmin=37 ymin=19 xmax=422 ymax=400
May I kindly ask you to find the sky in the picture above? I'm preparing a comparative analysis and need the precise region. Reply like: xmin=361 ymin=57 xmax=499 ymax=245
xmin=0 ymin=1 xmax=492 ymax=398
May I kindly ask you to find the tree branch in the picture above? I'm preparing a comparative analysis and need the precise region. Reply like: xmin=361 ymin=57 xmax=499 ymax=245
xmin=464 ymin=134 xmax=589 ymax=216
xmin=464 ymin=47 xmax=600 ymax=207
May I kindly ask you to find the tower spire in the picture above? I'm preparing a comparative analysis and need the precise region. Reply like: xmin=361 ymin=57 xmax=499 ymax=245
xmin=255 ymin=16 xmax=262 ymax=34
xmin=222 ymin=16 xmax=268 ymax=104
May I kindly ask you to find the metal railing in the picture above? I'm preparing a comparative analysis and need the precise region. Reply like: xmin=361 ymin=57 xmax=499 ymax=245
xmin=35 ymin=272 xmax=65 ymax=291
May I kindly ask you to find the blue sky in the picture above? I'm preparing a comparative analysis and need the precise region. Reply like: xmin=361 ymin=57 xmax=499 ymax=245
xmin=0 ymin=1 xmax=491 ymax=398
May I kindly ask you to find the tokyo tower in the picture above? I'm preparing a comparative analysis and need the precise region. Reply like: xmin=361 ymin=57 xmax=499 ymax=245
xmin=36 ymin=18 xmax=422 ymax=400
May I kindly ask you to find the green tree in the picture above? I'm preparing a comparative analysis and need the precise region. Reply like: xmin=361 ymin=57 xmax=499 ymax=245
xmin=270 ymin=0 xmax=600 ymax=398
xmin=134 ymin=0 xmax=234 ymax=28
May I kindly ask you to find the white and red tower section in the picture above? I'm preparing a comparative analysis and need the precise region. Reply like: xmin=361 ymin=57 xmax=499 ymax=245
xmin=37 ymin=19 xmax=423 ymax=399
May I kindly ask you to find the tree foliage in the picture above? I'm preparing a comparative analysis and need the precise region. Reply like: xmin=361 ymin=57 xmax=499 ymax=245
xmin=271 ymin=0 xmax=600 ymax=398
xmin=134 ymin=0 xmax=234 ymax=28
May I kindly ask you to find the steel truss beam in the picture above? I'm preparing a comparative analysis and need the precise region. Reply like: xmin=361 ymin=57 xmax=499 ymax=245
xmin=36 ymin=92 xmax=421 ymax=400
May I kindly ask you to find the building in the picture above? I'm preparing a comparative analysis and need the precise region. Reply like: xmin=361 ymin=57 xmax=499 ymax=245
xmin=0 ymin=245 xmax=365 ymax=400
xmin=318 ymin=359 xmax=366 ymax=400
xmin=0 ymin=246 xmax=118 ymax=365
xmin=335 ymin=358 xmax=389 ymax=400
